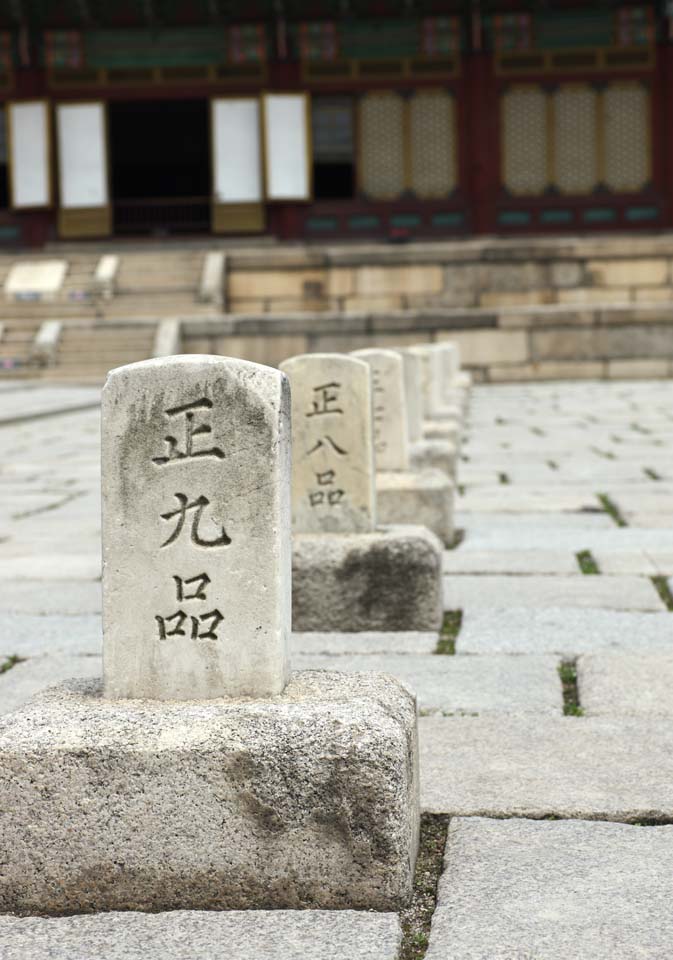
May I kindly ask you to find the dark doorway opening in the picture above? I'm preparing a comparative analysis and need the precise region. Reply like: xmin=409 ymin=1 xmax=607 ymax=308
xmin=311 ymin=97 xmax=355 ymax=200
xmin=109 ymin=98 xmax=210 ymax=235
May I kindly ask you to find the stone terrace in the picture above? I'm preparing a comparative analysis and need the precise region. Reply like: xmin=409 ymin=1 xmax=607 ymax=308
xmin=1 ymin=377 xmax=673 ymax=957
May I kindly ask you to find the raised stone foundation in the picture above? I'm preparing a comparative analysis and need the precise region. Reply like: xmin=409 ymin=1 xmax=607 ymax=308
xmin=0 ymin=672 xmax=419 ymax=915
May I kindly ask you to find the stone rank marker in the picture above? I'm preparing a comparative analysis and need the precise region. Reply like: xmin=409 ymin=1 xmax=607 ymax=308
xmin=280 ymin=353 xmax=376 ymax=534
xmin=352 ymin=348 xmax=410 ymax=471
xmin=102 ymin=355 xmax=291 ymax=700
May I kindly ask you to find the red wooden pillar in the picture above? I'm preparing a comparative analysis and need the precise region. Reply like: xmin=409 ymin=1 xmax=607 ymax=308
xmin=463 ymin=51 xmax=499 ymax=235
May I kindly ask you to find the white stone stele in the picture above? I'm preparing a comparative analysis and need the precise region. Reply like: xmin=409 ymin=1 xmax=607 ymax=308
xmin=5 ymin=260 xmax=68 ymax=300
xmin=395 ymin=349 xmax=424 ymax=444
xmin=352 ymin=348 xmax=410 ymax=471
xmin=280 ymin=353 xmax=376 ymax=534
xmin=102 ymin=355 xmax=291 ymax=701
xmin=407 ymin=345 xmax=446 ymax=420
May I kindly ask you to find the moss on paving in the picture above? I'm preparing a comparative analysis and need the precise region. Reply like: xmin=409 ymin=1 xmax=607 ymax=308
xmin=576 ymin=550 xmax=600 ymax=575
xmin=435 ymin=611 xmax=462 ymax=655
xmin=558 ymin=660 xmax=584 ymax=717
xmin=0 ymin=655 xmax=24 ymax=675
xmin=446 ymin=529 xmax=465 ymax=551
xmin=597 ymin=493 xmax=628 ymax=527
xmin=644 ymin=467 xmax=661 ymax=481
xmin=399 ymin=814 xmax=449 ymax=960
xmin=652 ymin=576 xmax=673 ymax=612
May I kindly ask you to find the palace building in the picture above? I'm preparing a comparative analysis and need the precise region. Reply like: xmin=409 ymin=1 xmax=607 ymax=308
xmin=0 ymin=1 xmax=665 ymax=245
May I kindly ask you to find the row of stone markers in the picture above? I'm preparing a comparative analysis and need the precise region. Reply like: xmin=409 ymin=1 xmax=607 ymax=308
xmin=0 ymin=341 xmax=468 ymax=920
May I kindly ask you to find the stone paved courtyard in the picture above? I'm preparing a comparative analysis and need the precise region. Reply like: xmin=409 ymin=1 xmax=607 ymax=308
xmin=1 ymin=377 xmax=673 ymax=957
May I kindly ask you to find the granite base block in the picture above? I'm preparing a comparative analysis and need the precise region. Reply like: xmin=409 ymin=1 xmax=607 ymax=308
xmin=0 ymin=671 xmax=419 ymax=915
xmin=292 ymin=525 xmax=443 ymax=632
xmin=409 ymin=440 xmax=457 ymax=481
xmin=422 ymin=420 xmax=461 ymax=447
xmin=376 ymin=471 xmax=454 ymax=546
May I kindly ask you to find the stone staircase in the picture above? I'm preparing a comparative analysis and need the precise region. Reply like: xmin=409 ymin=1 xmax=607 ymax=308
xmin=50 ymin=323 xmax=157 ymax=383
xmin=0 ymin=319 xmax=42 ymax=373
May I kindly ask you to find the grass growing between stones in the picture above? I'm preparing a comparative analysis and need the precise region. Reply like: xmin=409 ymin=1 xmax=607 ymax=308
xmin=446 ymin=529 xmax=465 ymax=551
xmin=558 ymin=661 xmax=584 ymax=717
xmin=0 ymin=655 xmax=25 ymax=675
xmin=576 ymin=550 xmax=600 ymax=575
xmin=644 ymin=467 xmax=662 ymax=481
xmin=498 ymin=472 xmax=510 ymax=485
xmin=652 ymin=577 xmax=673 ymax=612
xmin=597 ymin=493 xmax=628 ymax=527
xmin=399 ymin=814 xmax=449 ymax=960
xmin=435 ymin=611 xmax=462 ymax=655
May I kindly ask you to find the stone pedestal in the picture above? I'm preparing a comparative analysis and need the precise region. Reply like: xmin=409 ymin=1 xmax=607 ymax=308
xmin=0 ymin=672 xmax=419 ymax=915
xmin=423 ymin=420 xmax=461 ymax=448
xmin=293 ymin=525 xmax=443 ymax=632
xmin=375 ymin=470 xmax=454 ymax=547
xmin=410 ymin=440 xmax=457 ymax=481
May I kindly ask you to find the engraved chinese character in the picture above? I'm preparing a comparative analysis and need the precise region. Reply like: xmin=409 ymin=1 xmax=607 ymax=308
xmin=152 ymin=398 xmax=225 ymax=466
xmin=155 ymin=610 xmax=189 ymax=640
xmin=160 ymin=494 xmax=231 ymax=548
xmin=308 ymin=469 xmax=345 ymax=508
xmin=156 ymin=608 xmax=224 ymax=641
xmin=173 ymin=572 xmax=211 ymax=601
xmin=306 ymin=382 xmax=343 ymax=418
xmin=307 ymin=436 xmax=348 ymax=457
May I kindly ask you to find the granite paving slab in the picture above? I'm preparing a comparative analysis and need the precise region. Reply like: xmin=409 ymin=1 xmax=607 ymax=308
xmin=293 ymin=653 xmax=562 ymax=716
xmin=458 ymin=512 xmax=614 ymax=531
xmin=457 ymin=486 xmax=599 ymax=513
xmin=0 ymin=653 xmax=102 ymax=714
xmin=442 ymin=549 xmax=578 ymax=576
xmin=0 ymin=554 xmax=100 ymax=580
xmin=0 ymin=612 xmax=101 ymax=657
xmin=579 ymin=653 xmax=673 ymax=718
xmin=420 ymin=714 xmax=673 ymax=818
xmin=443 ymin=575 xmax=664 ymax=612
xmin=291 ymin=631 xmax=438 ymax=655
xmin=0 ymin=911 xmax=401 ymax=960
xmin=0 ymin=581 xmax=101 ymax=615
xmin=425 ymin=818 xmax=673 ymax=960
xmin=458 ymin=606 xmax=673 ymax=656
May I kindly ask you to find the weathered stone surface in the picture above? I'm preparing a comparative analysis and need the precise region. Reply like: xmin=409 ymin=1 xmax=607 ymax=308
xmin=293 ymin=526 xmax=443 ymax=632
xmin=293 ymin=653 xmax=562 ymax=716
xmin=0 ymin=671 xmax=419 ymax=914
xmin=444 ymin=575 xmax=664 ymax=612
xmin=281 ymin=354 xmax=376 ymax=533
xmin=292 ymin=631 xmax=437 ymax=655
xmin=352 ymin=349 xmax=410 ymax=471
xmin=579 ymin=653 xmax=673 ymax=717
xmin=425 ymin=818 xmax=673 ymax=960
xmin=420 ymin=714 xmax=673 ymax=817
xmin=0 ymin=911 xmax=402 ymax=960
xmin=458 ymin=606 xmax=673 ymax=656
xmin=376 ymin=470 xmax=454 ymax=546
xmin=102 ymin=356 xmax=291 ymax=701
xmin=409 ymin=439 xmax=457 ymax=480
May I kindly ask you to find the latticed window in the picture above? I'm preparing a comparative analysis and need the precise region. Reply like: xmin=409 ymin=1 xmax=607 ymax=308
xmin=357 ymin=90 xmax=458 ymax=201
xmin=501 ymin=80 xmax=651 ymax=196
